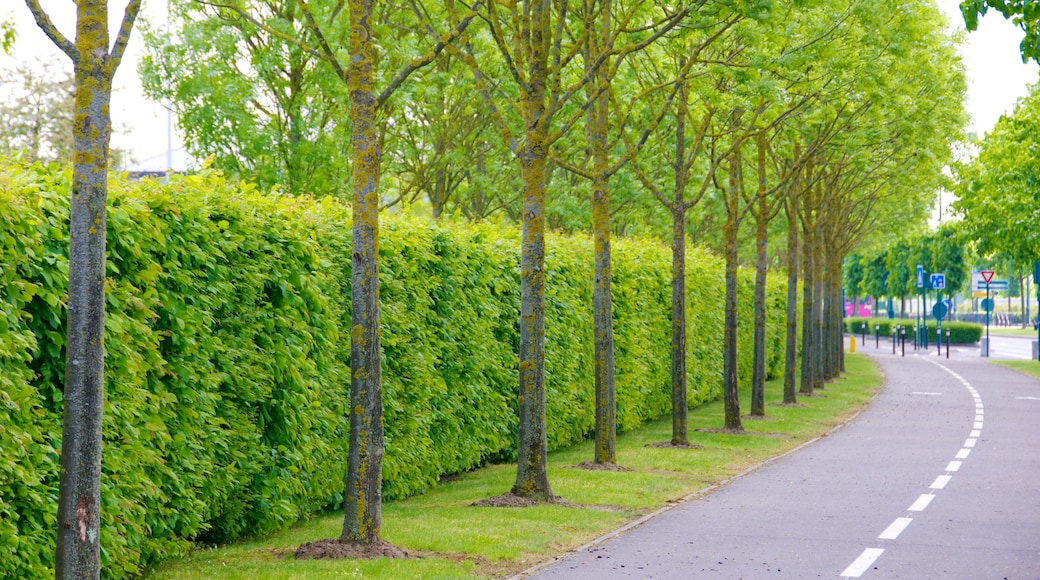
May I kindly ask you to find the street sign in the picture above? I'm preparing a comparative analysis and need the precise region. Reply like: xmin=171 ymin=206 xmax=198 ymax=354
xmin=932 ymin=301 xmax=948 ymax=320
xmin=916 ymin=265 xmax=924 ymax=288
xmin=981 ymin=298 xmax=994 ymax=312
xmin=981 ymin=270 xmax=995 ymax=283
xmin=974 ymin=280 xmax=1009 ymax=291
xmin=930 ymin=273 xmax=945 ymax=289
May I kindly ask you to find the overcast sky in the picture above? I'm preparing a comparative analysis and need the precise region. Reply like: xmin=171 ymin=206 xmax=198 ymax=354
xmin=2 ymin=1 xmax=1038 ymax=170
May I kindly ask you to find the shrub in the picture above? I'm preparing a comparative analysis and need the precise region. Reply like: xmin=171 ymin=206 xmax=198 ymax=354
xmin=0 ymin=159 xmax=788 ymax=576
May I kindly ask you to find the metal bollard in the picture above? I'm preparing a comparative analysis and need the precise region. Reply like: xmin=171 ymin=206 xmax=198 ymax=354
xmin=901 ymin=327 xmax=906 ymax=357
xmin=875 ymin=324 xmax=880 ymax=349
xmin=946 ymin=328 xmax=951 ymax=359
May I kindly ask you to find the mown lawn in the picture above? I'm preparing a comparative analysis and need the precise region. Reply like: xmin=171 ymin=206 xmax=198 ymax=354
xmin=144 ymin=354 xmax=882 ymax=580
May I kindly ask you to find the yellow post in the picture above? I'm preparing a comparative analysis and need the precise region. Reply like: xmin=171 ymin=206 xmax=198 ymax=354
xmin=850 ymin=336 xmax=857 ymax=353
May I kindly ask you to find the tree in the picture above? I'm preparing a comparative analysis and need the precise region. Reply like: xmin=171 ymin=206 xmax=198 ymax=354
xmin=213 ymin=0 xmax=480 ymax=545
xmin=141 ymin=0 xmax=350 ymax=194
xmin=954 ymin=82 xmax=1040 ymax=270
xmin=0 ymin=59 xmax=74 ymax=162
xmin=23 ymin=0 xmax=141 ymax=577
xmin=960 ymin=0 xmax=1040 ymax=62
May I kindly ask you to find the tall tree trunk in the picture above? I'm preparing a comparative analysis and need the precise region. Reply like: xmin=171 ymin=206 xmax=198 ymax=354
xmin=750 ymin=138 xmax=769 ymax=417
xmin=822 ymin=248 xmax=836 ymax=381
xmin=39 ymin=1 xmax=140 ymax=575
xmin=342 ymin=0 xmax=385 ymax=543
xmin=512 ymin=3 xmax=554 ymax=497
xmin=783 ymin=188 xmax=799 ymax=404
xmin=671 ymin=204 xmax=688 ymax=443
xmin=833 ymin=262 xmax=846 ymax=373
xmin=588 ymin=3 xmax=616 ymax=464
xmin=812 ymin=229 xmax=824 ymax=390
xmin=56 ymin=37 xmax=114 ymax=580
xmin=722 ymin=155 xmax=744 ymax=431
xmin=799 ymin=225 xmax=815 ymax=396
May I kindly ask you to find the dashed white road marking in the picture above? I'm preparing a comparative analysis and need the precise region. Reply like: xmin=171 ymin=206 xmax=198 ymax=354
xmin=878 ymin=518 xmax=913 ymax=540
xmin=1016 ymin=396 xmax=1040 ymax=401
xmin=908 ymin=494 xmax=934 ymax=511
xmin=841 ymin=548 xmax=885 ymax=578
xmin=840 ymin=359 xmax=984 ymax=578
xmin=912 ymin=392 xmax=942 ymax=396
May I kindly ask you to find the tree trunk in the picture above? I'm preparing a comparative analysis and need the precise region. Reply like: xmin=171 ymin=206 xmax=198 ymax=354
xmin=750 ymin=156 xmax=769 ymax=417
xmin=783 ymin=190 xmax=799 ymax=404
xmin=670 ymin=205 xmax=688 ymax=443
xmin=799 ymin=225 xmax=814 ymax=396
xmin=588 ymin=5 xmax=616 ymax=464
xmin=812 ymin=230 xmax=824 ymax=390
xmin=342 ymin=0 xmax=385 ymax=544
xmin=722 ymin=156 xmax=743 ymax=431
xmin=511 ymin=7 xmax=554 ymax=496
xmin=55 ymin=22 xmax=114 ymax=580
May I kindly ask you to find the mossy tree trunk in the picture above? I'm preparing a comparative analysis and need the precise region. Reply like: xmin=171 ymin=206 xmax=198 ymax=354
xmin=722 ymin=151 xmax=744 ymax=432
xmin=783 ymin=180 xmax=799 ymax=404
xmin=25 ymin=1 xmax=140 ymax=577
xmin=586 ymin=0 xmax=616 ymax=465
xmin=341 ymin=0 xmax=385 ymax=543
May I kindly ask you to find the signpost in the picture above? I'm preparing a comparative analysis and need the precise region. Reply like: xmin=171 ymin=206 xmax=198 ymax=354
xmin=931 ymin=273 xmax=946 ymax=355
xmin=981 ymin=270 xmax=994 ymax=358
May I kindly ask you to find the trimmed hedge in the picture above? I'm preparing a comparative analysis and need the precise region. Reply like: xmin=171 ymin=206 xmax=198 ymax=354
xmin=844 ymin=317 xmax=982 ymax=344
xmin=0 ymin=160 xmax=788 ymax=577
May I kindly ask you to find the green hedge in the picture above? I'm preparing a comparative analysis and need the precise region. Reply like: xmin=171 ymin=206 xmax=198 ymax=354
xmin=0 ymin=160 xmax=787 ymax=577
xmin=844 ymin=317 xmax=982 ymax=344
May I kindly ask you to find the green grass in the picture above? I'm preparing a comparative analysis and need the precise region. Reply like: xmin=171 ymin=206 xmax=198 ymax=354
xmin=984 ymin=327 xmax=1039 ymax=337
xmin=144 ymin=354 xmax=883 ymax=580
xmin=992 ymin=359 xmax=1040 ymax=379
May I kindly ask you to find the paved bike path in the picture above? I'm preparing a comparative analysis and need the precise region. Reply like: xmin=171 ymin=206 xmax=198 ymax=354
xmin=524 ymin=352 xmax=1040 ymax=579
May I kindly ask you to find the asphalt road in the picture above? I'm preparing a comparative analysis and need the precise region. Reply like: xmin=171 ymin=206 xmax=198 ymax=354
xmin=524 ymin=346 xmax=1040 ymax=579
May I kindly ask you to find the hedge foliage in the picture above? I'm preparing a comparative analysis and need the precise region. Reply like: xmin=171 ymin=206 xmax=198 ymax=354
xmin=0 ymin=160 xmax=787 ymax=577
xmin=844 ymin=317 xmax=982 ymax=343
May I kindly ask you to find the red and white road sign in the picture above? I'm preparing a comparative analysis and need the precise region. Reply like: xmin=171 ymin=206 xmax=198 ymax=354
xmin=981 ymin=270 xmax=995 ymax=283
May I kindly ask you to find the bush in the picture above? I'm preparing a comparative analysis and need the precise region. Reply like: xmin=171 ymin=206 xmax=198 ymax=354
xmin=844 ymin=317 xmax=982 ymax=344
xmin=0 ymin=159 xmax=788 ymax=576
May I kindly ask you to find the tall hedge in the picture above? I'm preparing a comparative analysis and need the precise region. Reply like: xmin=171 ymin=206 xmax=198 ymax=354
xmin=0 ymin=160 xmax=787 ymax=577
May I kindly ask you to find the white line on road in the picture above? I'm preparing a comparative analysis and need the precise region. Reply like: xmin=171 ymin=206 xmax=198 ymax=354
xmin=912 ymin=392 xmax=942 ymax=396
xmin=908 ymin=494 xmax=934 ymax=511
xmin=964 ymin=438 xmax=977 ymax=448
xmin=841 ymin=548 xmax=885 ymax=578
xmin=956 ymin=448 xmax=971 ymax=459
xmin=945 ymin=461 xmax=962 ymax=472
xmin=931 ymin=475 xmax=952 ymax=489
xmin=879 ymin=517 xmax=913 ymax=540
xmin=973 ymin=421 xmax=984 ymax=429
xmin=1017 ymin=396 xmax=1040 ymax=401
xmin=970 ymin=430 xmax=981 ymax=437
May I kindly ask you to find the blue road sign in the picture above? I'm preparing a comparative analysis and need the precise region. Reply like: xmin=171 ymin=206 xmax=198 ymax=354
xmin=916 ymin=265 xmax=924 ymax=288
xmin=930 ymin=273 xmax=945 ymax=290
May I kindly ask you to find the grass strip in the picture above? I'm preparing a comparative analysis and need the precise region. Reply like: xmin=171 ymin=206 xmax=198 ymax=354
xmin=144 ymin=353 xmax=882 ymax=580
xmin=991 ymin=359 xmax=1040 ymax=379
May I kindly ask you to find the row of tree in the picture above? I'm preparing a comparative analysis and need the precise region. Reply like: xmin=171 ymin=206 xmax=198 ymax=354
xmin=21 ymin=0 xmax=968 ymax=575
xmin=843 ymin=225 xmax=968 ymax=317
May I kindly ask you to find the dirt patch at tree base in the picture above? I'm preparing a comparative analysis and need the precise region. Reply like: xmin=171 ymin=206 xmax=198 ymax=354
xmin=471 ymin=492 xmax=578 ymax=508
xmin=294 ymin=539 xmax=413 ymax=560
xmin=696 ymin=427 xmax=748 ymax=435
xmin=646 ymin=441 xmax=705 ymax=450
xmin=774 ymin=402 xmax=808 ymax=408
xmin=572 ymin=461 xmax=635 ymax=472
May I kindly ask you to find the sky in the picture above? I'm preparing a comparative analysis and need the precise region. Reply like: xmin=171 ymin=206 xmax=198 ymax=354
xmin=2 ymin=1 xmax=1038 ymax=171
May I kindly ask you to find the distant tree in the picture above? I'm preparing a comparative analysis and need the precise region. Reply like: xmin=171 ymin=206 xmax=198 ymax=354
xmin=960 ymin=0 xmax=1040 ymax=62
xmin=23 ymin=0 xmax=142 ymax=577
xmin=0 ymin=59 xmax=74 ymax=162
